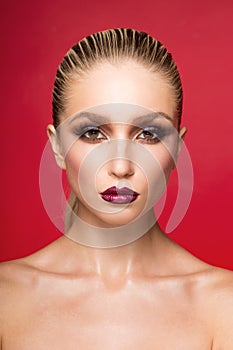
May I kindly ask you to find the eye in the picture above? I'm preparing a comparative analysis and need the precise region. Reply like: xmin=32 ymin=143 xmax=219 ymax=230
xmin=79 ymin=127 xmax=107 ymax=143
xmin=136 ymin=127 xmax=161 ymax=144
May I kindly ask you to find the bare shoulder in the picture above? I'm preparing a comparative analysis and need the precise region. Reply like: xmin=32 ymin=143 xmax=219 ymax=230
xmin=202 ymin=266 xmax=233 ymax=349
xmin=0 ymin=259 xmax=36 ymax=337
xmin=0 ymin=249 xmax=59 ymax=342
xmin=0 ymin=257 xmax=40 ymax=306
xmin=206 ymin=266 xmax=233 ymax=303
xmin=0 ymin=237 xmax=73 ymax=304
xmin=213 ymin=265 xmax=233 ymax=296
xmin=0 ymin=257 xmax=37 ymax=285
xmin=168 ymin=239 xmax=233 ymax=348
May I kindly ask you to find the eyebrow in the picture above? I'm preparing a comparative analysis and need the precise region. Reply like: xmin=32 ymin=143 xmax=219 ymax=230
xmin=132 ymin=112 xmax=174 ymax=125
xmin=67 ymin=112 xmax=109 ymax=125
xmin=66 ymin=111 xmax=174 ymax=126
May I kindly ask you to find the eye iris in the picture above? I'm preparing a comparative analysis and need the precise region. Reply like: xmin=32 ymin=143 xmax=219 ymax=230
xmin=144 ymin=131 xmax=155 ymax=140
xmin=87 ymin=130 xmax=100 ymax=139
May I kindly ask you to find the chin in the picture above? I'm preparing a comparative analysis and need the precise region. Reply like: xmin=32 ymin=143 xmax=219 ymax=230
xmin=81 ymin=206 xmax=144 ymax=228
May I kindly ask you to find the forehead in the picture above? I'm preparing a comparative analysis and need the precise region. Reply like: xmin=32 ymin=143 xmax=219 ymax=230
xmin=64 ymin=61 xmax=177 ymax=122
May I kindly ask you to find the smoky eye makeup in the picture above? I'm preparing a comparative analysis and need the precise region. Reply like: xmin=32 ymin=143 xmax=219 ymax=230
xmin=72 ymin=125 xmax=173 ymax=146
xmin=70 ymin=121 xmax=109 ymax=143
xmin=139 ymin=125 xmax=167 ymax=138
xmin=135 ymin=124 xmax=173 ymax=144
xmin=72 ymin=124 xmax=100 ymax=137
xmin=64 ymin=110 xmax=176 ymax=144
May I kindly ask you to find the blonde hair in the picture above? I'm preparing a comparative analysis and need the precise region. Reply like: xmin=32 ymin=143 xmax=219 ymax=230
xmin=51 ymin=28 xmax=183 ymax=231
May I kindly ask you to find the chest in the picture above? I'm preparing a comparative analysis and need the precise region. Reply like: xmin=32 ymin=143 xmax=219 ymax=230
xmin=3 ymin=281 xmax=212 ymax=349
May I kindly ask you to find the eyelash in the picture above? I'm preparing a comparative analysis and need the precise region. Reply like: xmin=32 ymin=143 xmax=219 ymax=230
xmin=74 ymin=126 xmax=107 ymax=143
xmin=73 ymin=126 xmax=166 ymax=144
xmin=136 ymin=127 xmax=164 ymax=144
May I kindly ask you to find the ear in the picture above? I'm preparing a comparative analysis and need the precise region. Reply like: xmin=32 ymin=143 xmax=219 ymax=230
xmin=47 ymin=124 xmax=66 ymax=170
xmin=172 ymin=126 xmax=187 ymax=169
xmin=178 ymin=126 xmax=187 ymax=153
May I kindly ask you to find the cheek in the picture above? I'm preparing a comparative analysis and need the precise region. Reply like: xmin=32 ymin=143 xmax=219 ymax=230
xmin=64 ymin=147 xmax=83 ymax=191
xmin=64 ymin=143 xmax=103 ymax=197
xmin=143 ymin=147 xmax=175 ymax=205
xmin=149 ymin=142 xmax=177 ymax=180
xmin=159 ymin=152 xmax=175 ymax=180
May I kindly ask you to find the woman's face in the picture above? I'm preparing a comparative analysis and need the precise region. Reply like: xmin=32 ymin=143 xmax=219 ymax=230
xmin=48 ymin=60 xmax=186 ymax=228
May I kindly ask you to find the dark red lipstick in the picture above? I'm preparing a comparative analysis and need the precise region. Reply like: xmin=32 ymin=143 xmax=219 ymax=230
xmin=100 ymin=186 xmax=139 ymax=204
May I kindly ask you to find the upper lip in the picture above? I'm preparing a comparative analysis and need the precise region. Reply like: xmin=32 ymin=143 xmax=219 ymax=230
xmin=100 ymin=186 xmax=139 ymax=196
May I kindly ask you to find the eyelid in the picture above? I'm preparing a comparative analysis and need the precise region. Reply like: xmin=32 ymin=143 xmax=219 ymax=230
xmin=134 ymin=125 xmax=171 ymax=144
xmin=74 ymin=125 xmax=101 ymax=134
xmin=135 ymin=126 xmax=159 ymax=137
xmin=73 ymin=123 xmax=170 ymax=141
xmin=73 ymin=125 xmax=109 ymax=141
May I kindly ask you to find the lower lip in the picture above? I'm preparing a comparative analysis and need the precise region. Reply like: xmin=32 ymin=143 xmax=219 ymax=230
xmin=100 ymin=194 xmax=138 ymax=204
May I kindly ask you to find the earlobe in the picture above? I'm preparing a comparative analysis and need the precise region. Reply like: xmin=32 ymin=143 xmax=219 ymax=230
xmin=46 ymin=124 xmax=66 ymax=170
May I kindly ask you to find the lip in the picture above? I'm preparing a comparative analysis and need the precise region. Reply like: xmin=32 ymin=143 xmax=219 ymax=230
xmin=100 ymin=186 xmax=139 ymax=204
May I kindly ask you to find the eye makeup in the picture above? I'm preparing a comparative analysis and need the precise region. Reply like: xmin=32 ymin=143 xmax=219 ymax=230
xmin=71 ymin=120 xmax=108 ymax=142
xmin=76 ymin=126 xmax=107 ymax=143
xmin=70 ymin=121 xmax=173 ymax=145
xmin=66 ymin=110 xmax=176 ymax=145
xmin=136 ymin=125 xmax=170 ymax=144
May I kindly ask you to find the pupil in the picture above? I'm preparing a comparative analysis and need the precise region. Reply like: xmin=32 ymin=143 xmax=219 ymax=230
xmin=145 ymin=131 xmax=153 ymax=138
xmin=89 ymin=130 xmax=98 ymax=137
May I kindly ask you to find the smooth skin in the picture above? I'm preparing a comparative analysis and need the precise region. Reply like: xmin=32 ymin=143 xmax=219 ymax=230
xmin=0 ymin=61 xmax=233 ymax=349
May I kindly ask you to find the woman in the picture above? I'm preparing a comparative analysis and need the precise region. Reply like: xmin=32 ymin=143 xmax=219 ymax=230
xmin=0 ymin=28 xmax=233 ymax=349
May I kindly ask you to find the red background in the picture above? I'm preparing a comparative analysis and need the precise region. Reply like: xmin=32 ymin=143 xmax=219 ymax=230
xmin=0 ymin=0 xmax=232 ymax=269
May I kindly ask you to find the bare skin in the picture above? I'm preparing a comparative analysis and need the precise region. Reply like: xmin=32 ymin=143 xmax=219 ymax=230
xmin=1 ymin=61 xmax=232 ymax=348
xmin=0 ymin=226 xmax=233 ymax=349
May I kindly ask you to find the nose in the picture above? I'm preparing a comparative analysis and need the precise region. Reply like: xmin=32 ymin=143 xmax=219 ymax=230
xmin=106 ymin=139 xmax=135 ymax=179
xmin=107 ymin=157 xmax=135 ymax=179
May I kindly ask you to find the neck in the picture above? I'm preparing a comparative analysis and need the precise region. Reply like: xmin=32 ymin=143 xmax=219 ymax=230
xmin=66 ymin=208 xmax=156 ymax=249
xmin=63 ymin=210 xmax=172 ymax=281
